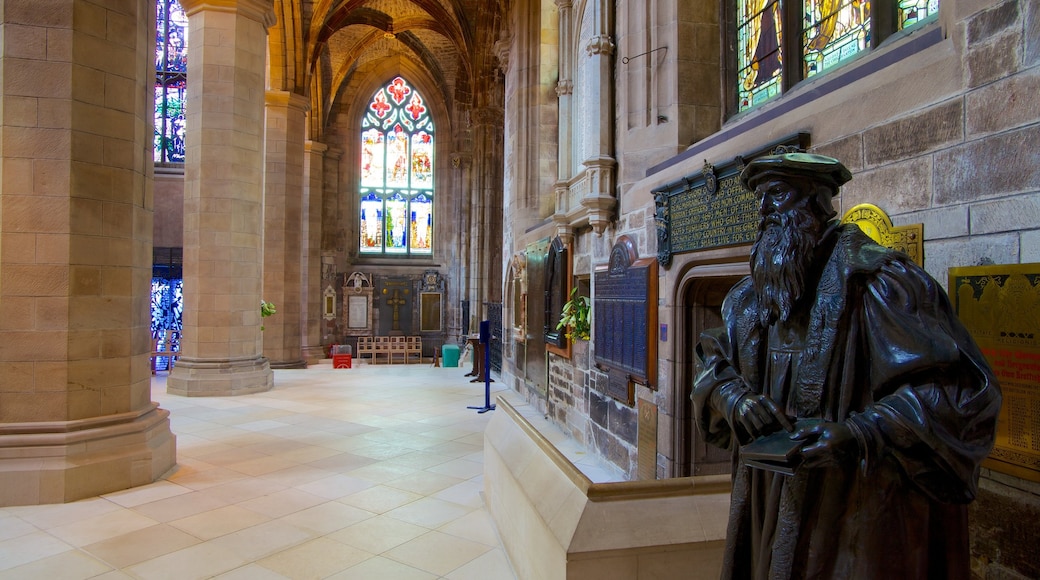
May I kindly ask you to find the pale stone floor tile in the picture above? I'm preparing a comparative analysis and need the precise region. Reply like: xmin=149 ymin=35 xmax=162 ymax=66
xmin=277 ymin=502 xmax=375 ymax=535
xmin=213 ymin=563 xmax=291 ymax=579
xmin=168 ymin=504 xmax=272 ymax=540
xmin=101 ymin=480 xmax=194 ymax=508
xmin=126 ymin=540 xmax=249 ymax=580
xmin=47 ymin=508 xmax=159 ymax=546
xmin=0 ymin=547 xmax=112 ymax=579
xmin=0 ymin=367 xmax=640 ymax=579
xmin=432 ymin=479 xmax=485 ymax=510
xmin=10 ymin=497 xmax=121 ymax=530
xmin=384 ymin=496 xmax=474 ymax=529
xmin=82 ymin=524 xmax=201 ymax=568
xmin=326 ymin=515 xmax=429 ymax=554
xmin=0 ymin=515 xmax=38 ymax=542
xmin=438 ymin=509 xmax=502 ymax=547
xmin=257 ymin=537 xmax=373 ymax=579
xmin=383 ymin=529 xmax=494 ymax=576
xmin=336 ymin=484 xmax=424 ymax=514
xmin=0 ymin=531 xmax=74 ymax=572
xmin=383 ymin=471 xmax=465 ymax=496
xmin=131 ymin=490 xmax=230 ymax=523
xmin=207 ymin=519 xmax=315 ymax=562
xmin=444 ymin=547 xmax=518 ymax=580
xmin=426 ymin=457 xmax=484 ymax=480
xmin=237 ymin=488 xmax=327 ymax=519
xmin=326 ymin=555 xmax=438 ymax=580
xmin=295 ymin=473 xmax=375 ymax=500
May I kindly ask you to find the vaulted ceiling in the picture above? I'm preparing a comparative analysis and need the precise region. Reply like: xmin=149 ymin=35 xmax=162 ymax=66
xmin=268 ymin=0 xmax=506 ymax=140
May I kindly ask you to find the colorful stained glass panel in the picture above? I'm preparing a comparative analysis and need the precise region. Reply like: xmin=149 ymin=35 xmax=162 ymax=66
xmin=410 ymin=194 xmax=433 ymax=253
xmin=385 ymin=194 xmax=409 ymax=253
xmin=803 ymin=0 xmax=871 ymax=78
xmin=737 ymin=0 xmax=784 ymax=112
xmin=899 ymin=0 xmax=938 ymax=29
xmin=361 ymin=128 xmax=385 ymax=187
xmin=360 ymin=191 xmax=384 ymax=252
xmin=411 ymin=131 xmax=433 ymax=189
xmin=155 ymin=0 xmax=188 ymax=163
xmin=385 ymin=126 xmax=410 ymax=188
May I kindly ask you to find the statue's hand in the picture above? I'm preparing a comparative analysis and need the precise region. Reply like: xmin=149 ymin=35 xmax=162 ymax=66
xmin=793 ymin=421 xmax=860 ymax=469
xmin=733 ymin=393 xmax=788 ymax=441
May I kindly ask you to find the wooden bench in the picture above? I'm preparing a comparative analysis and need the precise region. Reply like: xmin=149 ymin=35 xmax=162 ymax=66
xmin=356 ymin=336 xmax=422 ymax=364
xmin=151 ymin=329 xmax=178 ymax=374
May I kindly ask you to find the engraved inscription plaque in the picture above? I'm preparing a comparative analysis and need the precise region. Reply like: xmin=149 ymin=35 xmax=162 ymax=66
xmin=654 ymin=133 xmax=810 ymax=267
xmin=638 ymin=400 xmax=659 ymax=480
xmin=594 ymin=236 xmax=657 ymax=405
xmin=950 ymin=263 xmax=1040 ymax=482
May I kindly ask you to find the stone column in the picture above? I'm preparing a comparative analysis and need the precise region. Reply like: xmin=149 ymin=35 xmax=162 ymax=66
xmin=301 ymin=140 xmax=327 ymax=363
xmin=0 ymin=0 xmax=176 ymax=505
xmin=581 ymin=3 xmax=617 ymax=234
xmin=261 ymin=90 xmax=308 ymax=369
xmin=167 ymin=0 xmax=275 ymax=396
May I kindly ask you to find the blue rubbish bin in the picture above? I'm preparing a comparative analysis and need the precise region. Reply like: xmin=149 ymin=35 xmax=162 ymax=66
xmin=442 ymin=344 xmax=460 ymax=367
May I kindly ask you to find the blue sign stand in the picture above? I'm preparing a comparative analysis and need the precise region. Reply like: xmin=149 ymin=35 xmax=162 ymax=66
xmin=467 ymin=320 xmax=496 ymax=414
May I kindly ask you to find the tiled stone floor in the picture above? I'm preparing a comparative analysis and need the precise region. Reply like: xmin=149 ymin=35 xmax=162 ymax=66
xmin=0 ymin=360 xmax=620 ymax=579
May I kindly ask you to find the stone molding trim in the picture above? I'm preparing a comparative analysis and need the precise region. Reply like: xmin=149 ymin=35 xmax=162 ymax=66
xmin=179 ymin=0 xmax=277 ymax=28
xmin=0 ymin=406 xmax=176 ymax=506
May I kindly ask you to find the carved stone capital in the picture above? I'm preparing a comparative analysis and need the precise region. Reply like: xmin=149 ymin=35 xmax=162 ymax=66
xmin=553 ymin=0 xmax=573 ymax=9
xmin=585 ymin=35 xmax=615 ymax=56
xmin=179 ymin=0 xmax=276 ymax=28
xmin=555 ymin=80 xmax=573 ymax=97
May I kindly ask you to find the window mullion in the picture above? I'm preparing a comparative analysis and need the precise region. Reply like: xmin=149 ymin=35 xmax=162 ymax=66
xmin=783 ymin=0 xmax=803 ymax=89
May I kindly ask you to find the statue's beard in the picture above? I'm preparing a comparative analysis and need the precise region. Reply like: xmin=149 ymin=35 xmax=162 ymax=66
xmin=750 ymin=207 xmax=823 ymax=327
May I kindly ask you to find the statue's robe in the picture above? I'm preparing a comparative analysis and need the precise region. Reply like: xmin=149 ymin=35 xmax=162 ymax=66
xmin=693 ymin=224 xmax=1001 ymax=580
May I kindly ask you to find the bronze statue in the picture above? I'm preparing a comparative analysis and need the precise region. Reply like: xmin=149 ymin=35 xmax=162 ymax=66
xmin=693 ymin=153 xmax=1001 ymax=579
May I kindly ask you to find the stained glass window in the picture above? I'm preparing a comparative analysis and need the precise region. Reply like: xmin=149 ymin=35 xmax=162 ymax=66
xmin=735 ymin=0 xmax=939 ymax=113
xmin=803 ymin=0 xmax=871 ymax=78
xmin=359 ymin=77 xmax=435 ymax=256
xmin=155 ymin=0 xmax=187 ymax=164
xmin=738 ymin=0 xmax=784 ymax=112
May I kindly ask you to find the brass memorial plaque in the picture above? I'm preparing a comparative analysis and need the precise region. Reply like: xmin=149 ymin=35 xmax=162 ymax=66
xmin=950 ymin=263 xmax=1040 ymax=482
xmin=638 ymin=400 xmax=658 ymax=480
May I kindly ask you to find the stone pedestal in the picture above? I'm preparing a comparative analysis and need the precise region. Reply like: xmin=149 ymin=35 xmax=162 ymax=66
xmin=167 ymin=0 xmax=275 ymax=395
xmin=0 ymin=0 xmax=176 ymax=504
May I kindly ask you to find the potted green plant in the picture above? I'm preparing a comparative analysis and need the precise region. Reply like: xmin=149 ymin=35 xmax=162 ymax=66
xmin=260 ymin=300 xmax=276 ymax=331
xmin=556 ymin=287 xmax=590 ymax=341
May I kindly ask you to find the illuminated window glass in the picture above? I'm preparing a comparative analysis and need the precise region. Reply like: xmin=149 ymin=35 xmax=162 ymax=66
xmin=734 ymin=0 xmax=939 ymax=113
xmin=359 ymin=77 xmax=435 ymax=256
xmin=155 ymin=0 xmax=187 ymax=164
xmin=737 ymin=0 xmax=784 ymax=112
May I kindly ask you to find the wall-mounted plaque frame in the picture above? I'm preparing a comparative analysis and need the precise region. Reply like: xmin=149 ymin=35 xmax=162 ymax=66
xmin=653 ymin=133 xmax=810 ymax=267
xmin=594 ymin=236 xmax=658 ymax=406
xmin=544 ymin=237 xmax=569 ymax=351
xmin=950 ymin=263 xmax=1040 ymax=483
xmin=841 ymin=203 xmax=924 ymax=266
xmin=420 ymin=292 xmax=442 ymax=331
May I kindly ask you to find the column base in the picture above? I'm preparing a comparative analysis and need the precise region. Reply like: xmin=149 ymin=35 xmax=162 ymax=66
xmin=269 ymin=359 xmax=307 ymax=370
xmin=301 ymin=345 xmax=326 ymax=365
xmin=166 ymin=355 xmax=273 ymax=396
xmin=0 ymin=404 xmax=177 ymax=507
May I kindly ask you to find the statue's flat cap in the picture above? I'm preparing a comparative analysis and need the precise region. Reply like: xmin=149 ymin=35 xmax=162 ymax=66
xmin=740 ymin=153 xmax=852 ymax=193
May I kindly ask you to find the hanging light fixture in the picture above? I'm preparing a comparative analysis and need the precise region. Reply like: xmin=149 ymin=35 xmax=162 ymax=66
xmin=383 ymin=22 xmax=395 ymax=40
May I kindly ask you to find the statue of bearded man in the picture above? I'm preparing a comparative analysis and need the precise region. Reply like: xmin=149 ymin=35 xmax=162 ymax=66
xmin=693 ymin=153 xmax=1001 ymax=580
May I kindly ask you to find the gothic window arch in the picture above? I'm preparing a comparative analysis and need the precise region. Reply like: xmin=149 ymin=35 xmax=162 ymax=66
xmin=734 ymin=0 xmax=939 ymax=113
xmin=154 ymin=0 xmax=187 ymax=164
xmin=359 ymin=76 xmax=435 ymax=256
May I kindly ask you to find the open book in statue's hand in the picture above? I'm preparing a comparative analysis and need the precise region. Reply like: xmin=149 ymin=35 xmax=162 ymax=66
xmin=741 ymin=419 xmax=822 ymax=475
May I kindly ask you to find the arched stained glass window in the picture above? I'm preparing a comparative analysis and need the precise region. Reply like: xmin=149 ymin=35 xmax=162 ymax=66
xmin=359 ymin=76 xmax=434 ymax=256
xmin=155 ymin=0 xmax=187 ymax=164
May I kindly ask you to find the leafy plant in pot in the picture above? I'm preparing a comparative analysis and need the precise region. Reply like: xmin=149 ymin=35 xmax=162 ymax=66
xmin=556 ymin=287 xmax=590 ymax=341
xmin=260 ymin=300 xmax=276 ymax=331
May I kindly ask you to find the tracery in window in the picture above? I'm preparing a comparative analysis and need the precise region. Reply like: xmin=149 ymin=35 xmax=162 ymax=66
xmin=359 ymin=77 xmax=434 ymax=256
xmin=154 ymin=0 xmax=187 ymax=164
xmin=735 ymin=0 xmax=939 ymax=113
